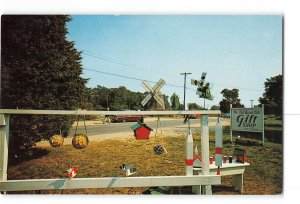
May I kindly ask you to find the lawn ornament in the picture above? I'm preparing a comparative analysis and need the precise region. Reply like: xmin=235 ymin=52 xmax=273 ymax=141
xmin=130 ymin=122 xmax=153 ymax=140
xmin=215 ymin=117 xmax=223 ymax=175
xmin=49 ymin=134 xmax=64 ymax=148
xmin=185 ymin=118 xmax=194 ymax=175
xmin=193 ymin=145 xmax=202 ymax=168
xmin=209 ymin=156 xmax=214 ymax=164
xmin=223 ymin=156 xmax=227 ymax=163
xmin=141 ymin=79 xmax=166 ymax=109
xmin=229 ymin=156 xmax=233 ymax=163
xmin=234 ymin=148 xmax=246 ymax=163
xmin=66 ymin=165 xmax=78 ymax=179
xmin=72 ymin=115 xmax=89 ymax=149
xmin=120 ymin=164 xmax=137 ymax=176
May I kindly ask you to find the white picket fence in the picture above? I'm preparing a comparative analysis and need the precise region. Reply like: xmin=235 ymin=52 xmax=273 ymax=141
xmin=0 ymin=109 xmax=221 ymax=194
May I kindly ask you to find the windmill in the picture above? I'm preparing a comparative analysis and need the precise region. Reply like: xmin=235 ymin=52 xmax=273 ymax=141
xmin=141 ymin=79 xmax=166 ymax=109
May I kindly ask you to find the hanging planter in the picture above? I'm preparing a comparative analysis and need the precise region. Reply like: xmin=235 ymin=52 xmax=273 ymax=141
xmin=49 ymin=134 xmax=64 ymax=148
xmin=72 ymin=134 xmax=89 ymax=149
xmin=153 ymin=117 xmax=167 ymax=155
xmin=72 ymin=115 xmax=89 ymax=149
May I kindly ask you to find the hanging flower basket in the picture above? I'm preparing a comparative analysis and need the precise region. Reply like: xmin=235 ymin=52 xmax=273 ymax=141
xmin=49 ymin=134 xmax=64 ymax=148
xmin=72 ymin=134 xmax=89 ymax=149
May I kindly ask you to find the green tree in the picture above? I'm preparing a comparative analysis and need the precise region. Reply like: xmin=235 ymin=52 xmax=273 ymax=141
xmin=170 ymin=93 xmax=180 ymax=110
xmin=109 ymin=86 xmax=130 ymax=110
xmin=1 ymin=15 xmax=87 ymax=156
xmin=187 ymin=103 xmax=204 ymax=110
xmin=219 ymin=89 xmax=244 ymax=113
xmin=259 ymin=74 xmax=282 ymax=115
xmin=163 ymin=95 xmax=171 ymax=110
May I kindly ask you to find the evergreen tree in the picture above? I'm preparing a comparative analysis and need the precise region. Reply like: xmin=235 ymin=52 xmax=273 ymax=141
xmin=1 ymin=15 xmax=87 ymax=156
xmin=170 ymin=93 xmax=180 ymax=110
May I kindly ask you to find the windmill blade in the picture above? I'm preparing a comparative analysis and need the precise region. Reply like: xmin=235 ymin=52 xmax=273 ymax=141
xmin=141 ymin=93 xmax=152 ymax=106
xmin=157 ymin=90 xmax=164 ymax=97
xmin=153 ymin=93 xmax=165 ymax=107
xmin=141 ymin=81 xmax=153 ymax=92
xmin=153 ymin=79 xmax=165 ymax=93
xmin=204 ymin=82 xmax=214 ymax=89
xmin=191 ymin=79 xmax=199 ymax=86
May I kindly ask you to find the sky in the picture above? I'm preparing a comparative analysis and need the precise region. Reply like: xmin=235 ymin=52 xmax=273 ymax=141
xmin=67 ymin=15 xmax=282 ymax=109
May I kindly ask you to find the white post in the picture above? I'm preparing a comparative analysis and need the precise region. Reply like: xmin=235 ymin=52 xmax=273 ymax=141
xmin=215 ymin=118 xmax=223 ymax=174
xmin=230 ymin=104 xmax=233 ymax=145
xmin=200 ymin=114 xmax=211 ymax=195
xmin=185 ymin=129 xmax=198 ymax=193
xmin=0 ymin=114 xmax=9 ymax=194
xmin=185 ymin=129 xmax=193 ymax=176
xmin=262 ymin=104 xmax=265 ymax=146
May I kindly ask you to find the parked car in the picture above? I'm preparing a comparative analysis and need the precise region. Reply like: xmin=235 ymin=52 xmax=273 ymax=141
xmin=109 ymin=115 xmax=144 ymax=123
xmin=189 ymin=114 xmax=201 ymax=119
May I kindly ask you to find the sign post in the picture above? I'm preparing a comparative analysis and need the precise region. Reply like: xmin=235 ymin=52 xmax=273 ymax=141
xmin=230 ymin=106 xmax=265 ymax=145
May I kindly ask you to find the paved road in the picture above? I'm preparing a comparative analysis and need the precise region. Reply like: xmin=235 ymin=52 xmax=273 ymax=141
xmin=70 ymin=117 xmax=224 ymax=137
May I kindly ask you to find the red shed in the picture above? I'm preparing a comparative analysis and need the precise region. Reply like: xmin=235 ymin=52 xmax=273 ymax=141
xmin=130 ymin=123 xmax=153 ymax=140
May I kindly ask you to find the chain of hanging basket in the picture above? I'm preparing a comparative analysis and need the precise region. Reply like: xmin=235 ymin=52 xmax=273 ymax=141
xmin=153 ymin=116 xmax=167 ymax=155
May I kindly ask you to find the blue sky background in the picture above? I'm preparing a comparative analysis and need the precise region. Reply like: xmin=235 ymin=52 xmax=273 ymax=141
xmin=67 ymin=15 xmax=282 ymax=109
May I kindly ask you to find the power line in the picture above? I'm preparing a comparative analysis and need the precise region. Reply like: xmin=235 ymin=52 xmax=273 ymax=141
xmin=84 ymin=68 xmax=263 ymax=97
xmin=84 ymin=68 xmax=183 ymax=89
xmin=84 ymin=67 xmax=262 ymax=106
xmin=83 ymin=52 xmax=143 ymax=71
xmin=212 ymin=82 xmax=263 ymax=92
xmin=82 ymin=50 xmax=179 ymax=77
xmin=81 ymin=50 xmax=263 ymax=93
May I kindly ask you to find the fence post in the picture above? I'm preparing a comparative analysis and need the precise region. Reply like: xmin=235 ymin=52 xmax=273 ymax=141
xmin=0 ymin=114 xmax=10 ymax=194
xmin=200 ymin=114 xmax=211 ymax=195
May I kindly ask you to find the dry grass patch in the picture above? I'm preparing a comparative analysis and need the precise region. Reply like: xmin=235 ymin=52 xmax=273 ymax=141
xmin=7 ymin=133 xmax=282 ymax=195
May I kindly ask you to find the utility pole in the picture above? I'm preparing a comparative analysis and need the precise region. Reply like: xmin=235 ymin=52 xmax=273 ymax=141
xmin=180 ymin=72 xmax=192 ymax=110
xmin=250 ymin=99 xmax=254 ymax=108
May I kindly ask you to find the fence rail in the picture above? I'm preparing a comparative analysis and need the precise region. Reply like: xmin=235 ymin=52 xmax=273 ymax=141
xmin=0 ymin=175 xmax=221 ymax=192
xmin=0 ymin=109 xmax=221 ymax=116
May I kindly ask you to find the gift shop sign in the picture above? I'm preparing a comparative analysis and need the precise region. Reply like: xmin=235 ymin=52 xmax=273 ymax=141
xmin=231 ymin=108 xmax=264 ymax=132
